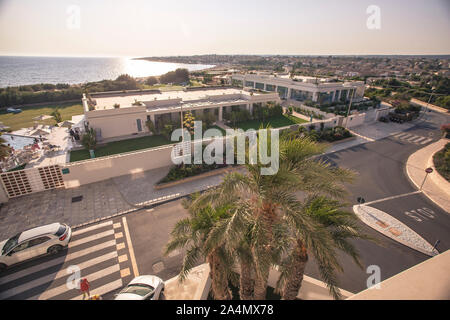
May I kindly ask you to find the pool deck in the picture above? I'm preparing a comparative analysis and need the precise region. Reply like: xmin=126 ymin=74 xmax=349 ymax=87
xmin=10 ymin=115 xmax=85 ymax=169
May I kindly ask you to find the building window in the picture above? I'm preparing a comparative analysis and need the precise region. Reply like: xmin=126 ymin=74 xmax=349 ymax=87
xmin=265 ymin=84 xmax=275 ymax=91
xmin=245 ymin=81 xmax=255 ymax=88
xmin=255 ymin=82 xmax=264 ymax=90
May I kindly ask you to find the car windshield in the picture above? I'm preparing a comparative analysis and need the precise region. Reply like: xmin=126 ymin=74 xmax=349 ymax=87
xmin=2 ymin=233 xmax=20 ymax=255
xmin=121 ymin=284 xmax=154 ymax=297
xmin=55 ymin=224 xmax=67 ymax=237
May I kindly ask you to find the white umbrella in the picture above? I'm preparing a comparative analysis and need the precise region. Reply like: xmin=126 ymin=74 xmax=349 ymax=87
xmin=33 ymin=115 xmax=53 ymax=121
xmin=31 ymin=128 xmax=50 ymax=136
xmin=58 ymin=120 xmax=74 ymax=128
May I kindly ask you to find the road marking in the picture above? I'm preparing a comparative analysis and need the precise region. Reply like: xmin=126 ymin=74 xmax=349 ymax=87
xmin=122 ymin=217 xmax=139 ymax=277
xmin=406 ymin=135 xmax=420 ymax=141
xmin=392 ymin=132 xmax=408 ymax=138
xmin=399 ymin=134 xmax=413 ymax=140
xmin=0 ymin=240 xmax=116 ymax=286
xmin=113 ymin=223 xmax=121 ymax=229
xmin=420 ymin=138 xmax=432 ymax=145
xmin=7 ymin=251 xmax=119 ymax=301
xmin=118 ymin=254 xmax=128 ymax=263
xmin=362 ymin=191 xmax=422 ymax=206
xmin=68 ymin=230 xmax=114 ymax=248
xmin=410 ymin=136 xmax=426 ymax=143
xmin=70 ymin=278 xmax=123 ymax=300
xmin=120 ymin=268 xmax=131 ymax=278
xmin=72 ymin=221 xmax=113 ymax=236
xmin=116 ymin=243 xmax=125 ymax=250
xmin=36 ymin=264 xmax=120 ymax=300
xmin=114 ymin=232 xmax=123 ymax=239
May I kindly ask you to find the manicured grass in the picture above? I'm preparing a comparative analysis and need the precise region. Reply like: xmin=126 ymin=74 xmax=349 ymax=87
xmin=231 ymin=114 xmax=307 ymax=131
xmin=0 ymin=102 xmax=83 ymax=131
xmin=69 ymin=135 xmax=172 ymax=162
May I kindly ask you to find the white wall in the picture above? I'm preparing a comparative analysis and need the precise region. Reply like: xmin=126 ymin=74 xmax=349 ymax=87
xmin=62 ymin=145 xmax=174 ymax=188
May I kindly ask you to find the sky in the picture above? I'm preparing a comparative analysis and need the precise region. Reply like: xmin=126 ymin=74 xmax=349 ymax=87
xmin=0 ymin=0 xmax=449 ymax=57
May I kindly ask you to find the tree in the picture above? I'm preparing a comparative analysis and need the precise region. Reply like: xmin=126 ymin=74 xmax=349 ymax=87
xmin=186 ymin=136 xmax=368 ymax=300
xmin=145 ymin=119 xmax=156 ymax=135
xmin=81 ymin=128 xmax=97 ymax=151
xmin=51 ymin=108 xmax=63 ymax=124
xmin=146 ymin=76 xmax=158 ymax=86
xmin=165 ymin=197 xmax=234 ymax=300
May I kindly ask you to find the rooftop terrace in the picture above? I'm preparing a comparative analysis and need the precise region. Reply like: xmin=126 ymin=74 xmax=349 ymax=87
xmin=89 ymin=88 xmax=263 ymax=111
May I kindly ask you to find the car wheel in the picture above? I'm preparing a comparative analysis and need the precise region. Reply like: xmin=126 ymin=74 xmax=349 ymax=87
xmin=0 ymin=263 xmax=6 ymax=273
xmin=47 ymin=245 xmax=63 ymax=255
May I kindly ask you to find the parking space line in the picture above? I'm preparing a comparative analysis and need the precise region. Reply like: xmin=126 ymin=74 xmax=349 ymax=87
xmin=122 ymin=217 xmax=139 ymax=277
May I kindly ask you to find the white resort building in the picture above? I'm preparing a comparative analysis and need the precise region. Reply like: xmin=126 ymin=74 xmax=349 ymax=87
xmin=231 ymin=73 xmax=365 ymax=104
xmin=82 ymin=87 xmax=280 ymax=140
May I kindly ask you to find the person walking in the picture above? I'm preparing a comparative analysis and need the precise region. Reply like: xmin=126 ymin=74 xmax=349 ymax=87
xmin=80 ymin=278 xmax=90 ymax=300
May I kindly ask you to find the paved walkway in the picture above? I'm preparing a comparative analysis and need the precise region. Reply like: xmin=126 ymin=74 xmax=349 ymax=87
xmin=113 ymin=166 xmax=239 ymax=207
xmin=406 ymin=138 xmax=450 ymax=212
xmin=353 ymin=204 xmax=439 ymax=256
xmin=0 ymin=179 xmax=134 ymax=239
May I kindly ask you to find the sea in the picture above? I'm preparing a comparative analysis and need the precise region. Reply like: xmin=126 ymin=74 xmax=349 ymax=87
xmin=0 ymin=56 xmax=215 ymax=88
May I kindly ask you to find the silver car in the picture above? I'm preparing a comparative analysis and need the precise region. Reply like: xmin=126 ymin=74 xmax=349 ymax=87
xmin=115 ymin=275 xmax=165 ymax=300
xmin=0 ymin=223 xmax=72 ymax=272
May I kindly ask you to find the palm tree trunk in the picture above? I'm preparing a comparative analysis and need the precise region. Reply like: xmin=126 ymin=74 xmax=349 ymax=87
xmin=239 ymin=261 xmax=253 ymax=300
xmin=253 ymin=269 xmax=268 ymax=300
xmin=251 ymin=202 xmax=277 ymax=300
xmin=282 ymin=239 xmax=308 ymax=300
xmin=207 ymin=251 xmax=232 ymax=300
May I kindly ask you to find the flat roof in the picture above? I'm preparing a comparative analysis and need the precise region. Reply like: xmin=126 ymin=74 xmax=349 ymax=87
xmin=92 ymin=88 xmax=259 ymax=110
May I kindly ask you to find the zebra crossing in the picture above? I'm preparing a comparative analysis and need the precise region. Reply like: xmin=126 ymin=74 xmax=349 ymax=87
xmin=391 ymin=132 xmax=433 ymax=145
xmin=0 ymin=219 xmax=134 ymax=300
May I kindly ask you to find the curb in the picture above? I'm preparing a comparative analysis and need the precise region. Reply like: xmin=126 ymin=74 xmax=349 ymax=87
xmin=353 ymin=204 xmax=438 ymax=257
xmin=405 ymin=139 xmax=450 ymax=213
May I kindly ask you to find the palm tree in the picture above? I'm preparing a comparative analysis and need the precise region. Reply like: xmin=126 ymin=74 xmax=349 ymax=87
xmin=277 ymin=196 xmax=371 ymax=300
xmin=165 ymin=196 xmax=234 ymax=300
xmin=189 ymin=134 xmax=368 ymax=299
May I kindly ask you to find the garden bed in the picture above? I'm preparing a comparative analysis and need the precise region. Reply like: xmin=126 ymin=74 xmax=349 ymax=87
xmin=433 ymin=142 xmax=450 ymax=181
xmin=155 ymin=166 xmax=231 ymax=190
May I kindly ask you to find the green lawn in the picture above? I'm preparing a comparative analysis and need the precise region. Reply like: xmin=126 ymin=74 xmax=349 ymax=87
xmin=231 ymin=114 xmax=308 ymax=131
xmin=0 ymin=102 xmax=83 ymax=131
xmin=69 ymin=134 xmax=173 ymax=162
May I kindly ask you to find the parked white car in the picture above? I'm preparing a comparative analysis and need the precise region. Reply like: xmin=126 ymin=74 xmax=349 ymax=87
xmin=0 ymin=223 xmax=72 ymax=272
xmin=115 ymin=275 xmax=165 ymax=300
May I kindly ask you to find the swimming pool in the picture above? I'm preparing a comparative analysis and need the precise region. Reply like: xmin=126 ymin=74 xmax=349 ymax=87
xmin=2 ymin=134 xmax=36 ymax=150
